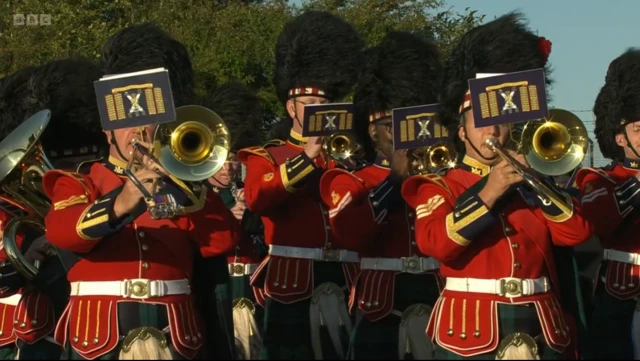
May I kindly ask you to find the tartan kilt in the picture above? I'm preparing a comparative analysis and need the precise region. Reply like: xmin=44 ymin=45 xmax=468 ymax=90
xmin=350 ymin=272 xmax=441 ymax=360
xmin=587 ymin=264 xmax=636 ymax=360
xmin=230 ymin=274 xmax=265 ymax=334
xmin=0 ymin=345 xmax=16 ymax=360
xmin=64 ymin=302 xmax=192 ymax=360
xmin=434 ymin=303 xmax=562 ymax=360
xmin=260 ymin=261 xmax=352 ymax=360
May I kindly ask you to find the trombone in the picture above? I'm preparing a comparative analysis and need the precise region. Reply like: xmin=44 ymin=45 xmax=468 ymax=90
xmin=0 ymin=109 xmax=57 ymax=281
xmin=125 ymin=105 xmax=231 ymax=219
xmin=320 ymin=131 xmax=365 ymax=169
xmin=407 ymin=142 xmax=457 ymax=176
xmin=484 ymin=108 xmax=589 ymax=213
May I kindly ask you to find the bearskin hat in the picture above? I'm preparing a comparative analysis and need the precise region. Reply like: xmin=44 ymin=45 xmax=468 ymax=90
xmin=0 ymin=59 xmax=107 ymax=161
xmin=594 ymin=48 xmax=640 ymax=160
xmin=101 ymin=22 xmax=194 ymax=107
xmin=199 ymin=81 xmax=262 ymax=152
xmin=0 ymin=66 xmax=38 ymax=138
xmin=353 ymin=31 xmax=443 ymax=160
xmin=440 ymin=11 xmax=553 ymax=133
xmin=274 ymin=11 xmax=364 ymax=106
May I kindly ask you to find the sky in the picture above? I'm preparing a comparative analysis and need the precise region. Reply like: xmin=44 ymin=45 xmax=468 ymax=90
xmin=445 ymin=0 xmax=640 ymax=165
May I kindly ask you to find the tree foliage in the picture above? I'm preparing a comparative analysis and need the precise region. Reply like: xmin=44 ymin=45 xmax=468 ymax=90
xmin=0 ymin=0 xmax=483 ymax=141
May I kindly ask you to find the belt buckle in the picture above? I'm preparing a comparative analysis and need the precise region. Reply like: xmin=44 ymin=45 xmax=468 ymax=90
xmin=127 ymin=279 xmax=150 ymax=298
xmin=500 ymin=278 xmax=523 ymax=297
xmin=323 ymin=249 xmax=340 ymax=262
xmin=232 ymin=263 xmax=245 ymax=276
xmin=402 ymin=256 xmax=422 ymax=273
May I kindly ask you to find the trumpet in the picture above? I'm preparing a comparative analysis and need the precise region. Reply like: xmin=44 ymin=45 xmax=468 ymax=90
xmin=320 ymin=131 xmax=364 ymax=168
xmin=125 ymin=105 xmax=231 ymax=219
xmin=484 ymin=108 xmax=589 ymax=213
xmin=0 ymin=109 xmax=57 ymax=280
xmin=407 ymin=142 xmax=457 ymax=176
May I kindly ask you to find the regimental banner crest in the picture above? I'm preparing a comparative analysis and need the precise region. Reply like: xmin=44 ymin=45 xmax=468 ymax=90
xmin=468 ymin=68 xmax=549 ymax=128
xmin=392 ymin=103 xmax=448 ymax=150
xmin=94 ymin=67 xmax=177 ymax=131
xmin=301 ymin=103 xmax=355 ymax=137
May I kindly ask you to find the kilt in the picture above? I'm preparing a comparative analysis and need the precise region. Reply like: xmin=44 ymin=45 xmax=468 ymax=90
xmin=0 ymin=345 xmax=16 ymax=360
xmin=230 ymin=274 xmax=265 ymax=333
xmin=260 ymin=261 xmax=352 ymax=360
xmin=214 ymin=281 xmax=236 ymax=360
xmin=587 ymin=264 xmax=636 ymax=360
xmin=435 ymin=303 xmax=562 ymax=360
xmin=17 ymin=339 xmax=62 ymax=360
xmin=64 ymin=302 xmax=193 ymax=360
xmin=350 ymin=272 xmax=441 ymax=360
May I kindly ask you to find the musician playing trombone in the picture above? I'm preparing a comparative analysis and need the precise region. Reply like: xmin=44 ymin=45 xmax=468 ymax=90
xmin=237 ymin=11 xmax=363 ymax=360
xmin=319 ymin=31 xmax=444 ymax=360
xmin=400 ymin=12 xmax=594 ymax=360
xmin=575 ymin=48 xmax=640 ymax=360
xmin=40 ymin=23 xmax=239 ymax=360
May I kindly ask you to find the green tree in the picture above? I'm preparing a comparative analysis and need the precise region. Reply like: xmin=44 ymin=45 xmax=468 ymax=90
xmin=0 ymin=0 xmax=483 ymax=141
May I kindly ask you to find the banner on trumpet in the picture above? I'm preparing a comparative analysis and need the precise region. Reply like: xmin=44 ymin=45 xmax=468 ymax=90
xmin=94 ymin=67 xmax=176 ymax=131
xmin=301 ymin=102 xmax=355 ymax=137
xmin=392 ymin=103 xmax=448 ymax=151
xmin=468 ymin=68 xmax=549 ymax=128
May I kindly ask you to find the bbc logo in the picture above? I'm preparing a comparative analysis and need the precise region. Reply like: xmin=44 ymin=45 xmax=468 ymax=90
xmin=13 ymin=14 xmax=51 ymax=26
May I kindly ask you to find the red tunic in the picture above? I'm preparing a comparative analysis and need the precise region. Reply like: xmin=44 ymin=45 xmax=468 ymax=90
xmin=576 ymin=159 xmax=640 ymax=300
xmin=237 ymin=132 xmax=358 ymax=305
xmin=41 ymin=156 xmax=239 ymax=359
xmin=319 ymin=155 xmax=443 ymax=320
xmin=0 ymin=197 xmax=55 ymax=346
xmin=401 ymin=155 xmax=593 ymax=357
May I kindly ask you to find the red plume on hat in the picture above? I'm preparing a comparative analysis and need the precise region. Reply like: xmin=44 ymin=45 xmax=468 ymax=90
xmin=538 ymin=37 xmax=552 ymax=63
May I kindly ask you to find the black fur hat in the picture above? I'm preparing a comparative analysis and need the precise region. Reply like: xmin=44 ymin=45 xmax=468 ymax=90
xmin=0 ymin=59 xmax=107 ymax=160
xmin=200 ymin=81 xmax=262 ymax=152
xmin=594 ymin=48 xmax=640 ymax=160
xmin=440 ymin=11 xmax=553 ymax=132
xmin=353 ymin=31 xmax=443 ymax=160
xmin=0 ymin=66 xmax=39 ymax=138
xmin=274 ymin=11 xmax=364 ymax=106
xmin=101 ymin=22 xmax=194 ymax=107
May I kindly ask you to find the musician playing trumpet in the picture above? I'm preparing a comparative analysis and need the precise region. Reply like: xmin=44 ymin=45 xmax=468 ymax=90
xmin=400 ymin=13 xmax=593 ymax=360
xmin=41 ymin=23 xmax=239 ymax=361
xmin=319 ymin=31 xmax=444 ymax=360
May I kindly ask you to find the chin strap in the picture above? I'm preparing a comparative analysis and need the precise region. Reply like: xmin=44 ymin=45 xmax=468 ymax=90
xmin=462 ymin=125 xmax=499 ymax=162
xmin=624 ymin=130 xmax=640 ymax=159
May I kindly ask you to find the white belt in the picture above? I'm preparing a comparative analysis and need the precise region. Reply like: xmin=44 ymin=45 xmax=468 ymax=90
xmin=268 ymin=245 xmax=359 ymax=263
xmin=228 ymin=263 xmax=258 ymax=277
xmin=603 ymin=249 xmax=640 ymax=265
xmin=70 ymin=279 xmax=191 ymax=299
xmin=360 ymin=256 xmax=440 ymax=274
xmin=445 ymin=277 xmax=550 ymax=298
xmin=0 ymin=294 xmax=21 ymax=306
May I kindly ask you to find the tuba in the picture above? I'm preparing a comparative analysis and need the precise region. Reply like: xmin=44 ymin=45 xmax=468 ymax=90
xmin=485 ymin=108 xmax=589 ymax=213
xmin=0 ymin=109 xmax=56 ymax=280
xmin=407 ymin=142 xmax=457 ymax=176
xmin=126 ymin=105 xmax=231 ymax=219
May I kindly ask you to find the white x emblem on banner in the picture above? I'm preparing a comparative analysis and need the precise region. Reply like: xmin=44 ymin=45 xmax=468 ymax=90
xmin=324 ymin=114 xmax=337 ymax=130
xmin=500 ymin=89 xmax=518 ymax=113
xmin=417 ymin=118 xmax=432 ymax=140
xmin=126 ymin=91 xmax=146 ymax=117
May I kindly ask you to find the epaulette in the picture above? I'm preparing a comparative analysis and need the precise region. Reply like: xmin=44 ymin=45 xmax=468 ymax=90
xmin=41 ymin=170 xmax=91 ymax=200
xmin=263 ymin=139 xmax=285 ymax=148
xmin=575 ymin=167 xmax=616 ymax=187
xmin=402 ymin=173 xmax=454 ymax=200
xmin=237 ymin=146 xmax=275 ymax=165
xmin=420 ymin=174 xmax=453 ymax=197
xmin=76 ymin=157 xmax=103 ymax=175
